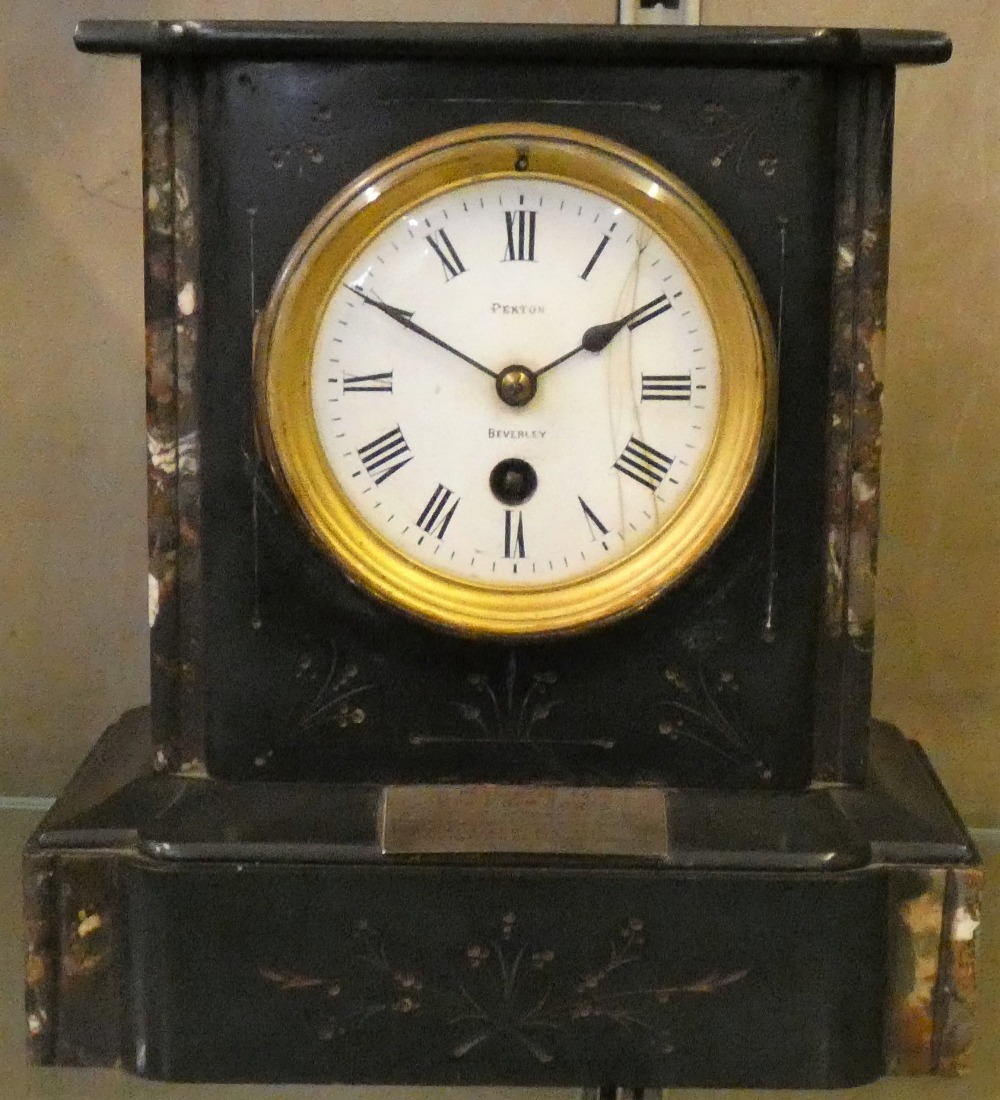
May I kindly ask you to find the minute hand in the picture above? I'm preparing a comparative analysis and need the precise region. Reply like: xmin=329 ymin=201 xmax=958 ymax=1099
xmin=347 ymin=286 xmax=496 ymax=379
xmin=536 ymin=293 xmax=672 ymax=377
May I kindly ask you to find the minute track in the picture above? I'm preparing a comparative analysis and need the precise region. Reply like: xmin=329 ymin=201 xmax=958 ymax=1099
xmin=328 ymin=188 xmax=720 ymax=587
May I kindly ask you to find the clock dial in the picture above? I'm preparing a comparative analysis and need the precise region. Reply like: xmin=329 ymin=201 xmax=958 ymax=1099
xmin=311 ymin=176 xmax=721 ymax=588
xmin=257 ymin=124 xmax=774 ymax=637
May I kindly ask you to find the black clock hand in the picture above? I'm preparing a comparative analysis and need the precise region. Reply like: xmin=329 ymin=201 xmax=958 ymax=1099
xmin=536 ymin=293 xmax=671 ymax=377
xmin=347 ymin=285 xmax=497 ymax=379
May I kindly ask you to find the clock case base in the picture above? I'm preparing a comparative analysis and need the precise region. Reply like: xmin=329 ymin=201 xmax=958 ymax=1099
xmin=25 ymin=709 xmax=980 ymax=1088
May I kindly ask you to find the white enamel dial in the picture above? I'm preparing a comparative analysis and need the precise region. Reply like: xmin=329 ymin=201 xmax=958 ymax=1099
xmin=310 ymin=176 xmax=721 ymax=588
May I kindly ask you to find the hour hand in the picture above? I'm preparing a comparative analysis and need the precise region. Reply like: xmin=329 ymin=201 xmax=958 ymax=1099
xmin=581 ymin=293 xmax=670 ymax=352
xmin=537 ymin=293 xmax=672 ymax=376
xmin=346 ymin=285 xmax=496 ymax=379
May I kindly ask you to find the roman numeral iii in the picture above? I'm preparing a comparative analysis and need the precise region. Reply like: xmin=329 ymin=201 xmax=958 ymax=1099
xmin=357 ymin=426 xmax=413 ymax=484
xmin=504 ymin=510 xmax=527 ymax=558
xmin=426 ymin=229 xmax=466 ymax=280
xmin=343 ymin=371 xmax=393 ymax=393
xmin=503 ymin=210 xmax=536 ymax=262
xmin=641 ymin=373 xmax=692 ymax=401
xmin=416 ymin=484 xmax=460 ymax=539
xmin=613 ymin=436 xmax=673 ymax=491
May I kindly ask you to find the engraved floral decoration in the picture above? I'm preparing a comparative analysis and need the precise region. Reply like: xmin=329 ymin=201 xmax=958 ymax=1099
xmin=421 ymin=651 xmax=611 ymax=749
xmin=262 ymin=913 xmax=747 ymax=1066
xmin=290 ymin=646 xmax=372 ymax=733
xmin=658 ymin=617 xmax=773 ymax=784
xmin=259 ymin=97 xmax=332 ymax=179
xmin=690 ymin=75 xmax=800 ymax=179
xmin=451 ymin=652 xmax=558 ymax=742
xmin=404 ymin=651 xmax=559 ymax=748
xmin=253 ymin=643 xmax=373 ymax=771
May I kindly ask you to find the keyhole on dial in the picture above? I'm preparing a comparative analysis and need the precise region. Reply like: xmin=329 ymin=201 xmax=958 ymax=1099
xmin=490 ymin=458 xmax=537 ymax=506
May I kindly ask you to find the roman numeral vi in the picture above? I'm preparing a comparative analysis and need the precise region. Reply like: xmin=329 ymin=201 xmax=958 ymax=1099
xmin=504 ymin=510 xmax=527 ymax=558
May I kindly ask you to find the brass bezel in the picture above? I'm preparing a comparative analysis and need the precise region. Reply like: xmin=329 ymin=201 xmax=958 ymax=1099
xmin=255 ymin=123 xmax=776 ymax=638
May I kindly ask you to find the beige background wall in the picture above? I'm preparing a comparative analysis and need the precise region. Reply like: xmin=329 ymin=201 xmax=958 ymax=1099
xmin=2 ymin=2 xmax=997 ymax=823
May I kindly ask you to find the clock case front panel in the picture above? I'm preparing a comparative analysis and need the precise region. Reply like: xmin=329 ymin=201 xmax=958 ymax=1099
xmin=148 ymin=31 xmax=877 ymax=791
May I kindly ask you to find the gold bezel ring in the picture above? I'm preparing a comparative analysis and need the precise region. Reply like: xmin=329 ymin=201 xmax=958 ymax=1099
xmin=255 ymin=123 xmax=776 ymax=638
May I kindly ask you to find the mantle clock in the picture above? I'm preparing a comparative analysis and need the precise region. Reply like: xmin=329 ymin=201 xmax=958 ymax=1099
xmin=24 ymin=21 xmax=981 ymax=1091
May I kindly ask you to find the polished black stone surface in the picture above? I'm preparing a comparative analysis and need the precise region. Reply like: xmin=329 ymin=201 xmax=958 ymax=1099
xmin=74 ymin=21 xmax=951 ymax=67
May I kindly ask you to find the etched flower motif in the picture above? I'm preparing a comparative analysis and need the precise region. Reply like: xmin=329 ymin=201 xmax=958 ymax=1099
xmin=657 ymin=650 xmax=772 ymax=783
xmin=290 ymin=644 xmax=372 ymax=737
xmin=678 ymin=618 xmax=728 ymax=654
xmin=334 ymin=664 xmax=358 ymax=690
xmin=334 ymin=703 xmax=365 ymax=728
xmin=663 ymin=668 xmax=689 ymax=692
xmin=450 ymin=655 xmax=560 ymax=743
xmin=531 ymin=949 xmax=554 ymax=970
xmin=263 ymin=915 xmax=748 ymax=1068
xmin=466 ymin=945 xmax=491 ymax=968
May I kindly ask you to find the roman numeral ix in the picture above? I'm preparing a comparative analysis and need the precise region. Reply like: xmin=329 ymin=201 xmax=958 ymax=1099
xmin=357 ymin=426 xmax=413 ymax=485
xmin=416 ymin=484 xmax=460 ymax=540
xmin=426 ymin=229 xmax=466 ymax=281
xmin=503 ymin=210 xmax=536 ymax=262
xmin=613 ymin=437 xmax=673 ymax=491
xmin=343 ymin=371 xmax=393 ymax=393
xmin=641 ymin=373 xmax=692 ymax=401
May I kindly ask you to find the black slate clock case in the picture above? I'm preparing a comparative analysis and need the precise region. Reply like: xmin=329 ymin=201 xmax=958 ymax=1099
xmin=24 ymin=23 xmax=981 ymax=1090
xmin=198 ymin=54 xmax=832 ymax=791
